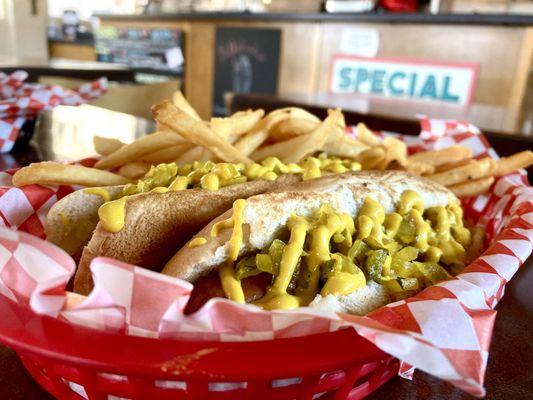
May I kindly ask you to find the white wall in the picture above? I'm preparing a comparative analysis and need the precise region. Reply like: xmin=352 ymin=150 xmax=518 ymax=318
xmin=0 ymin=0 xmax=16 ymax=62
xmin=0 ymin=0 xmax=48 ymax=63
xmin=48 ymin=0 xmax=137 ymax=19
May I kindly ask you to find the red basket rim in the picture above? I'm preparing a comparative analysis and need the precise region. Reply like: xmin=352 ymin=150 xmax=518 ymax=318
xmin=0 ymin=296 xmax=391 ymax=380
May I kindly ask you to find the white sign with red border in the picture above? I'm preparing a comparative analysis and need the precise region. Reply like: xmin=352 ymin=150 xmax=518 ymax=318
xmin=330 ymin=55 xmax=479 ymax=106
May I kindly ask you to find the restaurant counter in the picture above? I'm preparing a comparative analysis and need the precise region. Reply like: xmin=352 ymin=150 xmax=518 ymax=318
xmin=95 ymin=11 xmax=533 ymax=25
xmin=0 ymin=59 xmax=135 ymax=83
xmin=86 ymin=11 xmax=533 ymax=132
xmin=48 ymin=38 xmax=97 ymax=62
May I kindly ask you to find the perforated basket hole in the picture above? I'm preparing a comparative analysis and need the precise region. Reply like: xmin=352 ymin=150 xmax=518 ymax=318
xmin=319 ymin=369 xmax=345 ymax=386
xmin=208 ymin=381 xmax=247 ymax=391
xmin=312 ymin=391 xmax=329 ymax=399
xmin=271 ymin=377 xmax=303 ymax=388
xmin=154 ymin=380 xmax=187 ymax=390
xmin=99 ymin=372 xmax=128 ymax=382
xmin=66 ymin=378 xmax=133 ymax=400
xmin=67 ymin=381 xmax=87 ymax=399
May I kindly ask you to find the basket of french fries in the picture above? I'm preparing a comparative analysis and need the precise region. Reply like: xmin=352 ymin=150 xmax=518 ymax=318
xmin=0 ymin=91 xmax=531 ymax=400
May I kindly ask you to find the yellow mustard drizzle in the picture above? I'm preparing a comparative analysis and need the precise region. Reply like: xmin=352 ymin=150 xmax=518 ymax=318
xmin=300 ymin=157 xmax=321 ymax=181
xmin=219 ymin=262 xmax=245 ymax=304
xmin=384 ymin=212 xmax=402 ymax=237
xmin=58 ymin=212 xmax=70 ymax=226
xmin=297 ymin=210 xmax=349 ymax=305
xmin=200 ymin=173 xmax=220 ymax=191
xmin=336 ymin=213 xmax=355 ymax=253
xmin=213 ymin=199 xmax=247 ymax=303
xmin=321 ymin=271 xmax=366 ymax=296
xmin=97 ymin=155 xmax=362 ymax=233
xmin=359 ymin=197 xmax=385 ymax=243
xmin=211 ymin=218 xmax=234 ymax=238
xmin=227 ymin=199 xmax=246 ymax=261
xmin=409 ymin=209 xmax=430 ymax=251
xmin=98 ymin=197 xmax=126 ymax=233
xmin=426 ymin=246 xmax=443 ymax=262
xmin=398 ymin=190 xmax=425 ymax=214
xmin=217 ymin=190 xmax=479 ymax=310
xmin=188 ymin=237 xmax=207 ymax=247
xmin=150 ymin=186 xmax=169 ymax=194
xmin=84 ymin=187 xmax=111 ymax=202
xmin=254 ymin=215 xmax=309 ymax=310
xmin=169 ymin=176 xmax=190 ymax=191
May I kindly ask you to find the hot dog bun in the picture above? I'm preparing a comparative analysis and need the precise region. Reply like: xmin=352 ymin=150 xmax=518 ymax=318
xmin=46 ymin=186 xmax=124 ymax=259
xmin=73 ymin=174 xmax=302 ymax=295
xmin=163 ymin=170 xmax=458 ymax=283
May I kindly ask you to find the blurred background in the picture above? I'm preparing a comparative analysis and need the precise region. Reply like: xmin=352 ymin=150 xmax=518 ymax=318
xmin=0 ymin=0 xmax=531 ymax=145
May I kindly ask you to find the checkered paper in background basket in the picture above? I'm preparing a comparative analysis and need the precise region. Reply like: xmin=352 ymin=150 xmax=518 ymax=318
xmin=0 ymin=70 xmax=108 ymax=153
xmin=0 ymin=119 xmax=531 ymax=397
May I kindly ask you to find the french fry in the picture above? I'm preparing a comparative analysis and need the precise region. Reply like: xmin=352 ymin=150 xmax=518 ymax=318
xmin=427 ymin=157 xmax=493 ymax=186
xmin=355 ymin=123 xmax=381 ymax=147
xmin=327 ymin=125 xmax=346 ymax=144
xmin=495 ymin=150 xmax=533 ymax=177
xmin=152 ymin=101 xmax=252 ymax=164
xmin=157 ymin=127 xmax=188 ymax=143
xmin=156 ymin=121 xmax=167 ymax=132
xmin=336 ymin=109 xmax=346 ymax=129
xmin=95 ymin=131 xmax=183 ymax=170
xmin=12 ymin=162 xmax=130 ymax=187
xmin=172 ymin=90 xmax=202 ymax=121
xmin=358 ymin=147 xmax=386 ymax=170
xmin=252 ymin=109 xmax=341 ymax=163
xmin=434 ymin=158 xmax=472 ymax=173
xmin=386 ymin=160 xmax=407 ymax=171
xmin=322 ymin=136 xmax=368 ymax=159
xmin=210 ymin=109 xmax=264 ymax=139
xmin=175 ymin=146 xmax=214 ymax=165
xmin=408 ymin=145 xmax=472 ymax=168
xmin=324 ymin=108 xmax=347 ymax=141
xmin=376 ymin=137 xmax=407 ymax=169
xmin=487 ymin=158 xmax=499 ymax=176
xmin=234 ymin=111 xmax=290 ymax=156
xmin=118 ymin=162 xmax=151 ymax=180
xmin=142 ymin=143 xmax=194 ymax=164
xmin=230 ymin=110 xmax=250 ymax=118
xmin=226 ymin=134 xmax=241 ymax=145
xmin=93 ymin=136 xmax=125 ymax=156
xmin=448 ymin=176 xmax=495 ymax=198
xmin=268 ymin=107 xmax=321 ymax=122
xmin=405 ymin=160 xmax=435 ymax=176
xmin=269 ymin=118 xmax=319 ymax=142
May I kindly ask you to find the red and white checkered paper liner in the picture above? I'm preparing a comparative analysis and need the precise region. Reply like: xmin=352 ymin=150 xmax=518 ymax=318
xmin=0 ymin=70 xmax=107 ymax=153
xmin=0 ymin=120 xmax=531 ymax=397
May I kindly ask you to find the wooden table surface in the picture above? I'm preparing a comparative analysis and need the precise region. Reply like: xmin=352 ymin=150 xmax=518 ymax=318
xmin=0 ymin=106 xmax=531 ymax=400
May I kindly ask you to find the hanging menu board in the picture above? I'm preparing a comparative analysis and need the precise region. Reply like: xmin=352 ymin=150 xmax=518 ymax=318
xmin=213 ymin=27 xmax=281 ymax=116
xmin=95 ymin=26 xmax=184 ymax=74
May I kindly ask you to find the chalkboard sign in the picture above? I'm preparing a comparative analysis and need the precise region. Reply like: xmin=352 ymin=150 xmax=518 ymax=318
xmin=95 ymin=26 xmax=184 ymax=74
xmin=213 ymin=27 xmax=281 ymax=116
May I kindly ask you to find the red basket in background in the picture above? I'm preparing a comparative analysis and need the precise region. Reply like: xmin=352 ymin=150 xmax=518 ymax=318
xmin=0 ymin=297 xmax=398 ymax=400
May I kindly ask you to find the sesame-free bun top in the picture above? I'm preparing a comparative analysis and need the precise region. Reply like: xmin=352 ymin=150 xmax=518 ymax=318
xmin=163 ymin=170 xmax=458 ymax=283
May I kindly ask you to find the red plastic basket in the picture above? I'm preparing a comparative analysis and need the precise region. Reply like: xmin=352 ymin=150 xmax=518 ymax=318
xmin=0 ymin=295 xmax=398 ymax=400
